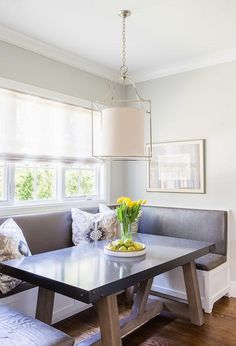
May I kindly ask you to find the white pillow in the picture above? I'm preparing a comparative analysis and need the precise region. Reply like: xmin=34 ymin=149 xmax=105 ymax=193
xmin=99 ymin=203 xmax=115 ymax=214
xmin=0 ymin=218 xmax=31 ymax=294
xmin=71 ymin=208 xmax=118 ymax=245
xmin=99 ymin=204 xmax=139 ymax=234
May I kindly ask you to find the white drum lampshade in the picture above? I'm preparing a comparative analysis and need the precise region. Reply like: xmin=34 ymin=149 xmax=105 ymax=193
xmin=101 ymin=107 xmax=145 ymax=157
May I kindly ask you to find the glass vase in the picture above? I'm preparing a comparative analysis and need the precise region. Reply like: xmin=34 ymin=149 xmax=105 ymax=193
xmin=120 ymin=223 xmax=132 ymax=242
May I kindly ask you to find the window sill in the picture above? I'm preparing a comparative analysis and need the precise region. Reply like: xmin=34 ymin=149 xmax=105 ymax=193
xmin=0 ymin=199 xmax=106 ymax=217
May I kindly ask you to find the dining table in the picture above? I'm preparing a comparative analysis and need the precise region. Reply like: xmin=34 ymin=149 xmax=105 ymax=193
xmin=0 ymin=234 xmax=214 ymax=346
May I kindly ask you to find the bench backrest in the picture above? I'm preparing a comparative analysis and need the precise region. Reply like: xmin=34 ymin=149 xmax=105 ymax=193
xmin=0 ymin=205 xmax=228 ymax=256
xmin=138 ymin=206 xmax=228 ymax=255
xmin=0 ymin=207 xmax=99 ymax=254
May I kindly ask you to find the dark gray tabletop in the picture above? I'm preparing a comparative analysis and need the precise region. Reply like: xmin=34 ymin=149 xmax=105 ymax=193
xmin=0 ymin=234 xmax=213 ymax=303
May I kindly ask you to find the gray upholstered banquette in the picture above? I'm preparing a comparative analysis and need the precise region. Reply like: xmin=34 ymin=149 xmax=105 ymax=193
xmin=0 ymin=205 xmax=227 ymax=299
xmin=0 ymin=206 xmax=99 ymax=298
xmin=0 ymin=207 xmax=99 ymax=255
xmin=138 ymin=206 xmax=227 ymax=271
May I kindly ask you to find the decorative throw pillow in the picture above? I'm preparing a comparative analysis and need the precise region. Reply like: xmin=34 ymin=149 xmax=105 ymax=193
xmin=71 ymin=208 xmax=118 ymax=245
xmin=0 ymin=218 xmax=31 ymax=294
xmin=99 ymin=204 xmax=140 ymax=234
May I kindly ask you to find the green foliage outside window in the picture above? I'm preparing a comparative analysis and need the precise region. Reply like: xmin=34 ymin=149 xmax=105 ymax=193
xmin=15 ymin=167 xmax=55 ymax=201
xmin=36 ymin=169 xmax=55 ymax=200
xmin=65 ymin=169 xmax=95 ymax=197
xmin=81 ymin=170 xmax=95 ymax=195
xmin=15 ymin=168 xmax=34 ymax=200
xmin=65 ymin=170 xmax=79 ymax=197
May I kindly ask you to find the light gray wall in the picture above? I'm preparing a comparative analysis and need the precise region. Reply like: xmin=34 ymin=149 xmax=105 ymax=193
xmin=0 ymin=40 xmax=111 ymax=101
xmin=0 ymin=40 xmax=126 ymax=202
xmin=126 ymin=61 xmax=236 ymax=281
xmin=109 ymin=161 xmax=126 ymax=203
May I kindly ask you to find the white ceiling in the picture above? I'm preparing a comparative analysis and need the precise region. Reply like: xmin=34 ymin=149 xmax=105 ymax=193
xmin=0 ymin=0 xmax=236 ymax=81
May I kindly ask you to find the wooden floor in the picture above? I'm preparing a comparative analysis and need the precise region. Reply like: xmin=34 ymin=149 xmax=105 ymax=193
xmin=55 ymin=296 xmax=236 ymax=346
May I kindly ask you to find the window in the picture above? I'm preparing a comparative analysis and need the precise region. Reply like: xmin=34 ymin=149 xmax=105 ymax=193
xmin=0 ymin=161 xmax=100 ymax=205
xmin=65 ymin=166 xmax=97 ymax=198
xmin=0 ymin=87 xmax=102 ymax=206
xmin=15 ymin=163 xmax=57 ymax=202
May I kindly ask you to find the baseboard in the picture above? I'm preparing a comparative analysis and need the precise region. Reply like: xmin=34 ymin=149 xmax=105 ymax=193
xmin=230 ymin=281 xmax=236 ymax=297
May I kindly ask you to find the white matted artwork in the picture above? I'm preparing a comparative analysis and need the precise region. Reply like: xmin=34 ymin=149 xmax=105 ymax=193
xmin=147 ymin=140 xmax=205 ymax=193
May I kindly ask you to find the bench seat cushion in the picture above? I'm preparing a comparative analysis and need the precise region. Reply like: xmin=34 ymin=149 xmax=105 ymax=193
xmin=0 ymin=304 xmax=74 ymax=346
xmin=195 ymin=253 xmax=226 ymax=271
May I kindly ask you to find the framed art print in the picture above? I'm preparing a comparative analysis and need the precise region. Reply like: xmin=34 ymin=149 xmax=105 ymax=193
xmin=147 ymin=139 xmax=205 ymax=193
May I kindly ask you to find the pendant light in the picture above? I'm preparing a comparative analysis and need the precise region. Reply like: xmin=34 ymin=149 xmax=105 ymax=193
xmin=92 ymin=10 xmax=152 ymax=160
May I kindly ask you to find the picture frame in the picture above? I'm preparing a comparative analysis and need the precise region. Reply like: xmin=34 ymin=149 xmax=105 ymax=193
xmin=147 ymin=139 xmax=205 ymax=193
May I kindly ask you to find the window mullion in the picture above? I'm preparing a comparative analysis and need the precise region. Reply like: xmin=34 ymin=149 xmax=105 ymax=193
xmin=78 ymin=169 xmax=81 ymax=196
xmin=96 ymin=166 xmax=99 ymax=198
xmin=34 ymin=167 xmax=37 ymax=200
xmin=8 ymin=162 xmax=15 ymax=204
xmin=57 ymin=164 xmax=63 ymax=201
xmin=3 ymin=162 xmax=7 ymax=202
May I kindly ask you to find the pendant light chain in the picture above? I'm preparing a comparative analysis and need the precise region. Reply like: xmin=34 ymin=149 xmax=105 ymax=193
xmin=120 ymin=13 xmax=128 ymax=78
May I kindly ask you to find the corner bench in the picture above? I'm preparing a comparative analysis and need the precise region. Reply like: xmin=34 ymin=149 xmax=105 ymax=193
xmin=0 ymin=207 xmax=99 ymax=323
xmin=138 ymin=206 xmax=229 ymax=313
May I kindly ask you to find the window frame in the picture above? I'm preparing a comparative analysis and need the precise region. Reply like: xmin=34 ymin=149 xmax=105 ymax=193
xmin=0 ymin=160 xmax=8 ymax=203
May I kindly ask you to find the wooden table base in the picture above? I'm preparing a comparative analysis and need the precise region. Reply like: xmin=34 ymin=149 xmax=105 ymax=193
xmin=150 ymin=260 xmax=204 ymax=326
xmin=78 ymin=278 xmax=162 ymax=346
xmin=78 ymin=261 xmax=204 ymax=346
xmin=36 ymin=287 xmax=55 ymax=325
xmin=95 ymin=295 xmax=122 ymax=346
xmin=182 ymin=261 xmax=204 ymax=325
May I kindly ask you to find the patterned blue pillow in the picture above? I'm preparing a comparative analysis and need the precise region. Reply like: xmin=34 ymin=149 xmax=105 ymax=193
xmin=0 ymin=218 xmax=31 ymax=294
xmin=71 ymin=208 xmax=117 ymax=245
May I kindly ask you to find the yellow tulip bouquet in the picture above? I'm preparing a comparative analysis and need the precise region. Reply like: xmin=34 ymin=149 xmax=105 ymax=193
xmin=116 ymin=196 xmax=147 ymax=242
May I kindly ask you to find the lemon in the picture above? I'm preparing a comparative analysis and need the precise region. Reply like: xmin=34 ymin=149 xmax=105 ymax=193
xmin=134 ymin=242 xmax=144 ymax=250
xmin=119 ymin=246 xmax=127 ymax=251
xmin=124 ymin=239 xmax=134 ymax=248
xmin=112 ymin=239 xmax=123 ymax=247
xmin=128 ymin=246 xmax=136 ymax=251
xmin=110 ymin=244 xmax=119 ymax=250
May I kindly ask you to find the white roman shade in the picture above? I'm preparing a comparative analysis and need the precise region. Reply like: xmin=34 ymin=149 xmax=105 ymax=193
xmin=0 ymin=88 xmax=95 ymax=163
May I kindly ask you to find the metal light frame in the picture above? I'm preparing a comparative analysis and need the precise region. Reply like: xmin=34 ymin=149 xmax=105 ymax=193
xmin=91 ymin=10 xmax=152 ymax=161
